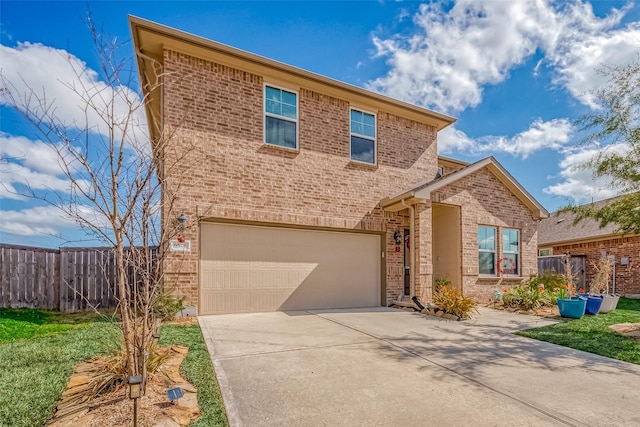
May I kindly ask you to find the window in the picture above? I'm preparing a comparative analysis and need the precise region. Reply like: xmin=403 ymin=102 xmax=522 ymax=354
xmin=350 ymin=109 xmax=376 ymax=164
xmin=502 ymin=228 xmax=520 ymax=275
xmin=265 ymin=85 xmax=297 ymax=149
xmin=538 ymin=248 xmax=552 ymax=257
xmin=478 ymin=226 xmax=496 ymax=275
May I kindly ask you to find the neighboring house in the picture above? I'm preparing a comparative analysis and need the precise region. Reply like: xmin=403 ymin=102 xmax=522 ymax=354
xmin=539 ymin=198 xmax=640 ymax=296
xmin=130 ymin=17 xmax=548 ymax=315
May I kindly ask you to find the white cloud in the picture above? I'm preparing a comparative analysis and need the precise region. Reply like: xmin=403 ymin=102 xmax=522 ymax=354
xmin=543 ymin=143 xmax=629 ymax=203
xmin=369 ymin=0 xmax=640 ymax=113
xmin=0 ymin=42 xmax=147 ymax=143
xmin=439 ymin=118 xmax=573 ymax=159
xmin=490 ymin=118 xmax=573 ymax=158
xmin=0 ymin=133 xmax=89 ymax=199
xmin=438 ymin=125 xmax=477 ymax=153
xmin=0 ymin=205 xmax=75 ymax=236
xmin=548 ymin=20 xmax=640 ymax=108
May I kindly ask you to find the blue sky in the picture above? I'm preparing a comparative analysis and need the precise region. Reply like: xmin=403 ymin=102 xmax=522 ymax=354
xmin=1 ymin=0 xmax=639 ymax=247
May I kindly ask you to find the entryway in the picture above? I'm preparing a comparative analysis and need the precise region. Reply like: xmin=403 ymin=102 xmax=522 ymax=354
xmin=432 ymin=203 xmax=462 ymax=290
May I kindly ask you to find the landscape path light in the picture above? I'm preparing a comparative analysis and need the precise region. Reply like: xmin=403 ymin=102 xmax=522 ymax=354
xmin=129 ymin=375 xmax=143 ymax=427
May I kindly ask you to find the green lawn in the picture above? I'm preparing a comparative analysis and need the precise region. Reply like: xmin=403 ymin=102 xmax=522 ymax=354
xmin=0 ymin=309 xmax=228 ymax=427
xmin=0 ymin=309 xmax=119 ymax=427
xmin=0 ymin=307 xmax=112 ymax=343
xmin=518 ymin=297 xmax=640 ymax=364
xmin=160 ymin=324 xmax=229 ymax=427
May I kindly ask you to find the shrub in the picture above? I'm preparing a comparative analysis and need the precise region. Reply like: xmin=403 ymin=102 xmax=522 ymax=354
xmin=502 ymin=273 xmax=565 ymax=310
xmin=153 ymin=292 xmax=185 ymax=321
xmin=434 ymin=277 xmax=451 ymax=288
xmin=433 ymin=286 xmax=477 ymax=318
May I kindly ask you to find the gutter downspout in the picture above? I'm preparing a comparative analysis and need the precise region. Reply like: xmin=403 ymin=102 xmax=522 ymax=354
xmin=400 ymin=199 xmax=415 ymax=298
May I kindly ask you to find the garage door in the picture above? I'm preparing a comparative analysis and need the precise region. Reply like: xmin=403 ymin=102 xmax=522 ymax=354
xmin=200 ymin=223 xmax=381 ymax=314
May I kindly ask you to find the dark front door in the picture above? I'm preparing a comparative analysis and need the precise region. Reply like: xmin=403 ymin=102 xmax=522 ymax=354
xmin=404 ymin=228 xmax=410 ymax=295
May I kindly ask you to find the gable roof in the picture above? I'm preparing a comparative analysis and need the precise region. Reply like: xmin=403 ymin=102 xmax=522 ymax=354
xmin=538 ymin=197 xmax=624 ymax=246
xmin=129 ymin=16 xmax=456 ymax=145
xmin=380 ymin=156 xmax=549 ymax=220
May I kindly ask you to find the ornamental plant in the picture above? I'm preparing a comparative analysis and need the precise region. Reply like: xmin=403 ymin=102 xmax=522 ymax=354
xmin=589 ymin=257 xmax=613 ymax=294
xmin=432 ymin=285 xmax=477 ymax=319
xmin=501 ymin=271 xmax=564 ymax=310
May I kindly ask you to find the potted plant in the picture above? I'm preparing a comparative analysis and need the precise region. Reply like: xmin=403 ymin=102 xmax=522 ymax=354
xmin=590 ymin=257 xmax=619 ymax=313
xmin=556 ymin=255 xmax=586 ymax=319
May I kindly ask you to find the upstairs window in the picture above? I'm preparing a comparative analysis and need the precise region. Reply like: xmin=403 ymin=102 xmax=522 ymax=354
xmin=350 ymin=109 xmax=376 ymax=164
xmin=502 ymin=228 xmax=520 ymax=276
xmin=265 ymin=85 xmax=297 ymax=149
xmin=478 ymin=226 xmax=496 ymax=276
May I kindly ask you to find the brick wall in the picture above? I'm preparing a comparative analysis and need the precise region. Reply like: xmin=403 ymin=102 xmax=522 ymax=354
xmin=433 ymin=168 xmax=539 ymax=303
xmin=160 ymin=49 xmax=438 ymax=308
xmin=553 ymin=236 xmax=640 ymax=295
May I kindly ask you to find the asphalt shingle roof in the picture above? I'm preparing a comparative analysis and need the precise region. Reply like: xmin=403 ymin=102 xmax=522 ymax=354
xmin=538 ymin=197 xmax=621 ymax=246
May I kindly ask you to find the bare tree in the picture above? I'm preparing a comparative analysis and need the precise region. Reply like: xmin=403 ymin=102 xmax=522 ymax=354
xmin=0 ymin=17 xmax=189 ymax=391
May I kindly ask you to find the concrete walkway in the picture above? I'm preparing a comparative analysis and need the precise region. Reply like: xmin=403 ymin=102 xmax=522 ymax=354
xmin=199 ymin=307 xmax=640 ymax=427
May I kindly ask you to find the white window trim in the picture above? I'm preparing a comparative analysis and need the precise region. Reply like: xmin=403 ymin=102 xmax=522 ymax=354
xmin=263 ymin=83 xmax=299 ymax=150
xmin=349 ymin=107 xmax=377 ymax=165
xmin=538 ymin=248 xmax=553 ymax=257
xmin=478 ymin=225 xmax=497 ymax=277
xmin=502 ymin=228 xmax=520 ymax=276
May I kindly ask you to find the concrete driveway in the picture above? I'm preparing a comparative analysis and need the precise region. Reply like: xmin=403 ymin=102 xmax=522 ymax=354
xmin=198 ymin=307 xmax=640 ymax=427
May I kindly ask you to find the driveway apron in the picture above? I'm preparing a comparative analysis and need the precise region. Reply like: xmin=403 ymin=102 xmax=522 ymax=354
xmin=198 ymin=307 xmax=640 ymax=427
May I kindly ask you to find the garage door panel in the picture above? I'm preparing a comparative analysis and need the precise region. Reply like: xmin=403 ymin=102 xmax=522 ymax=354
xmin=200 ymin=223 xmax=380 ymax=314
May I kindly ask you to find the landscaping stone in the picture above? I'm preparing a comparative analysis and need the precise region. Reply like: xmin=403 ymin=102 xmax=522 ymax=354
xmin=47 ymin=345 xmax=201 ymax=427
xmin=609 ymin=323 xmax=640 ymax=340
xmin=153 ymin=415 xmax=181 ymax=427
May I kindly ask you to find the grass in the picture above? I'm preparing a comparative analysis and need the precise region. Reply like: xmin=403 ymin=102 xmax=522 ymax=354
xmin=0 ymin=309 xmax=120 ymax=427
xmin=518 ymin=297 xmax=640 ymax=364
xmin=0 ymin=307 xmax=111 ymax=343
xmin=159 ymin=323 xmax=229 ymax=427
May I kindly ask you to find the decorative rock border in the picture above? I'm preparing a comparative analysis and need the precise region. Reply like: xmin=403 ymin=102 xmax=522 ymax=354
xmin=389 ymin=304 xmax=466 ymax=321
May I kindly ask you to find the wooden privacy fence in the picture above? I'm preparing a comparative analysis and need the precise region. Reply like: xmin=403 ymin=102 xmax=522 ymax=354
xmin=0 ymin=244 xmax=158 ymax=312
xmin=537 ymin=255 xmax=586 ymax=290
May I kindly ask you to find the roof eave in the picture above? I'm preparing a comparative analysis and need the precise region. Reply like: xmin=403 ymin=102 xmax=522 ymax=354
xmin=128 ymin=15 xmax=457 ymax=136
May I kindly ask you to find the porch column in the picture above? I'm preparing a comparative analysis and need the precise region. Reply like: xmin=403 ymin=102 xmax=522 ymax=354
xmin=414 ymin=202 xmax=434 ymax=302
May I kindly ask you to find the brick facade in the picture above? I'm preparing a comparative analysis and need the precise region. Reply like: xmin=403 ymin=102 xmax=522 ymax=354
xmin=552 ymin=236 xmax=640 ymax=295
xmin=432 ymin=169 xmax=539 ymax=302
xmin=160 ymin=49 xmax=440 ymax=309
xmin=146 ymin=40 xmax=543 ymax=312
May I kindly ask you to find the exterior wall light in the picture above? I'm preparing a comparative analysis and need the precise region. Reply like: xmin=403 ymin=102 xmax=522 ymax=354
xmin=393 ymin=230 xmax=403 ymax=245
xmin=177 ymin=212 xmax=188 ymax=229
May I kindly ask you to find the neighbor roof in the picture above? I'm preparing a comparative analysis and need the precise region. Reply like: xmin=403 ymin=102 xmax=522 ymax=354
xmin=538 ymin=197 xmax=624 ymax=246
xmin=380 ymin=156 xmax=549 ymax=220
xmin=129 ymin=16 xmax=456 ymax=145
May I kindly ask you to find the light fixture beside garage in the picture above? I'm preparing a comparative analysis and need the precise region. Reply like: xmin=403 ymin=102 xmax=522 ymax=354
xmin=177 ymin=212 xmax=188 ymax=229
xmin=393 ymin=229 xmax=403 ymax=245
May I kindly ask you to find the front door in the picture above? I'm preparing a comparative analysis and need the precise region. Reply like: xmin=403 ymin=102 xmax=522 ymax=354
xmin=404 ymin=228 xmax=410 ymax=296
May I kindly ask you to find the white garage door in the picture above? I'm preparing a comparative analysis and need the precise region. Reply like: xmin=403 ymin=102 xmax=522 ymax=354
xmin=199 ymin=223 xmax=381 ymax=314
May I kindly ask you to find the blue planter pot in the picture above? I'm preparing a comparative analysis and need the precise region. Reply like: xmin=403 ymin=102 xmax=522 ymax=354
xmin=584 ymin=295 xmax=603 ymax=315
xmin=557 ymin=297 xmax=586 ymax=319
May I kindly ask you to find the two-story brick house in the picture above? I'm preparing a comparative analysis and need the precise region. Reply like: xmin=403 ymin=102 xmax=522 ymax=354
xmin=131 ymin=17 xmax=548 ymax=315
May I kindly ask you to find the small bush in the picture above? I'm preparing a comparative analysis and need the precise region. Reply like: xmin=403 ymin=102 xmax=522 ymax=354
xmin=434 ymin=277 xmax=451 ymax=288
xmin=153 ymin=293 xmax=185 ymax=321
xmin=433 ymin=286 xmax=477 ymax=318
xmin=502 ymin=272 xmax=566 ymax=310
